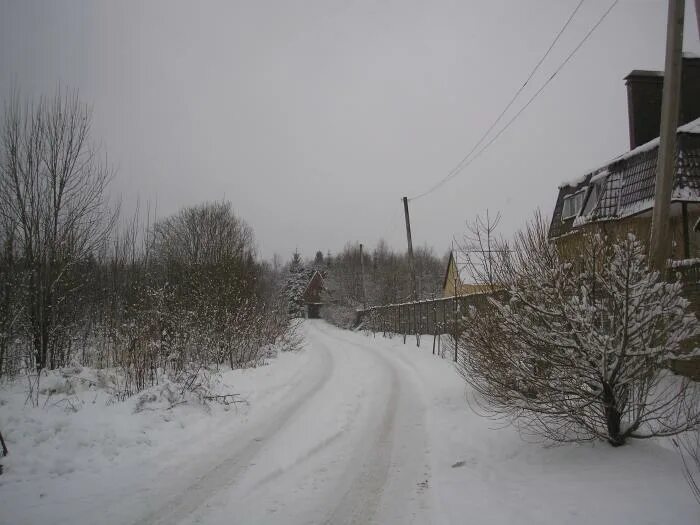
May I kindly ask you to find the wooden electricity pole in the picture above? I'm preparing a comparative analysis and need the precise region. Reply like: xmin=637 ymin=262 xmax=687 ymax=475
xmin=649 ymin=0 xmax=685 ymax=272
xmin=359 ymin=243 xmax=367 ymax=309
xmin=402 ymin=196 xmax=418 ymax=301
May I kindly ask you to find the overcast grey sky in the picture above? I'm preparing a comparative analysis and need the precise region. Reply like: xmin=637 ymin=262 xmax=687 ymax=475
xmin=1 ymin=0 xmax=699 ymax=261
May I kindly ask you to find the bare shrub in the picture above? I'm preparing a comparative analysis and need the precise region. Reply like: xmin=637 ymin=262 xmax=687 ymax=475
xmin=673 ymin=429 xmax=700 ymax=504
xmin=0 ymin=91 xmax=301 ymax=404
xmin=454 ymin=210 xmax=502 ymax=289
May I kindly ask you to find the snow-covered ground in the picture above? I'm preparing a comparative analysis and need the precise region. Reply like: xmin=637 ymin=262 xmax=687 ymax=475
xmin=1 ymin=320 xmax=698 ymax=524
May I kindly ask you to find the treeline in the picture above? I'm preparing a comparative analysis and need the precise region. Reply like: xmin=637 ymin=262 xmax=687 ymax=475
xmin=0 ymin=92 xmax=295 ymax=398
xmin=321 ymin=240 xmax=446 ymax=326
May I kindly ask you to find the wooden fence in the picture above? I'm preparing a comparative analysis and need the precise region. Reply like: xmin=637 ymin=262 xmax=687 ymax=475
xmin=356 ymin=262 xmax=700 ymax=377
xmin=356 ymin=293 xmax=487 ymax=335
xmin=355 ymin=291 xmax=495 ymax=361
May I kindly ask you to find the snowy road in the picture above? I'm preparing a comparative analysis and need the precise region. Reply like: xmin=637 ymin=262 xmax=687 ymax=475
xmin=136 ymin=320 xmax=434 ymax=525
xmin=3 ymin=320 xmax=698 ymax=525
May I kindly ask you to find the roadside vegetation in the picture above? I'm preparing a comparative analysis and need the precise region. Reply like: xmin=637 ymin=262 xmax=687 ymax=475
xmin=0 ymin=91 xmax=299 ymax=410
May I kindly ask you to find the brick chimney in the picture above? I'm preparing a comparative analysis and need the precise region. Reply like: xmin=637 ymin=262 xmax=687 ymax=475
xmin=624 ymin=69 xmax=664 ymax=149
xmin=680 ymin=55 xmax=700 ymax=127
xmin=624 ymin=56 xmax=700 ymax=150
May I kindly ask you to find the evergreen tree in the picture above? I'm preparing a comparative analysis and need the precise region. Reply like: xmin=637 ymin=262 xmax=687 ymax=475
xmin=284 ymin=251 xmax=308 ymax=318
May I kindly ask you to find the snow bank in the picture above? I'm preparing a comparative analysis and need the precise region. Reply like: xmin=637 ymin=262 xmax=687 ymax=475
xmin=1 ymin=322 xmax=697 ymax=524
xmin=373 ymin=333 xmax=700 ymax=525
xmin=0 ymin=348 xmax=312 ymax=525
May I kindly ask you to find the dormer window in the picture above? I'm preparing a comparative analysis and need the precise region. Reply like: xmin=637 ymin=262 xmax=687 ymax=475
xmin=562 ymin=190 xmax=585 ymax=220
xmin=581 ymin=184 xmax=599 ymax=216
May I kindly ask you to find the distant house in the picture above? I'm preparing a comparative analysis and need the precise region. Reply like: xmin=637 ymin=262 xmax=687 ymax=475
xmin=442 ymin=251 xmax=492 ymax=298
xmin=548 ymin=56 xmax=700 ymax=259
xmin=302 ymin=270 xmax=325 ymax=319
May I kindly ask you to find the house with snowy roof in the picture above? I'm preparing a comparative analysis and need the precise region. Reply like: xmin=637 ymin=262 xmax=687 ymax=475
xmin=302 ymin=270 xmax=325 ymax=318
xmin=548 ymin=56 xmax=700 ymax=259
xmin=442 ymin=251 xmax=492 ymax=298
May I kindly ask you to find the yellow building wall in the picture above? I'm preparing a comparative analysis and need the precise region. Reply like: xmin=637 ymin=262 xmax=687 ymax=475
xmin=443 ymin=258 xmax=460 ymax=297
xmin=556 ymin=212 xmax=700 ymax=262
xmin=442 ymin=257 xmax=493 ymax=297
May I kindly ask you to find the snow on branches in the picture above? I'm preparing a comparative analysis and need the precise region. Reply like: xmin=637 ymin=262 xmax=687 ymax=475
xmin=284 ymin=251 xmax=310 ymax=318
xmin=458 ymin=214 xmax=700 ymax=446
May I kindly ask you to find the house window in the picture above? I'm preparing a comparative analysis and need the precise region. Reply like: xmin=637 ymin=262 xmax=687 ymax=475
xmin=562 ymin=190 xmax=585 ymax=220
xmin=581 ymin=184 xmax=599 ymax=216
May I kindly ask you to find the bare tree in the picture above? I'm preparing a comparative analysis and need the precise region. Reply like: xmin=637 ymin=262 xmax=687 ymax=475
xmin=0 ymin=91 xmax=115 ymax=371
xmin=368 ymin=239 xmax=404 ymax=305
xmin=458 ymin=213 xmax=700 ymax=446
xmin=0 ymin=214 xmax=23 ymax=378
xmin=413 ymin=244 xmax=444 ymax=299
xmin=152 ymin=200 xmax=254 ymax=267
xmin=454 ymin=210 xmax=502 ymax=289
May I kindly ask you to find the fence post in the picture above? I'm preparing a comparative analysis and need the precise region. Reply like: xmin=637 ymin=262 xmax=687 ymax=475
xmin=411 ymin=302 xmax=415 ymax=344
xmin=453 ymin=296 xmax=458 ymax=362
xmin=397 ymin=305 xmax=400 ymax=335
xmin=402 ymin=304 xmax=406 ymax=344
xmin=432 ymin=302 xmax=437 ymax=355
xmin=443 ymin=299 xmax=447 ymax=335
xmin=413 ymin=303 xmax=421 ymax=348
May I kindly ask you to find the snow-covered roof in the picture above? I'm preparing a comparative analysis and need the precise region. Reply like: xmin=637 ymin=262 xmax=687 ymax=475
xmin=559 ymin=117 xmax=700 ymax=190
xmin=551 ymin=123 xmax=700 ymax=239
xmin=615 ymin=117 xmax=700 ymax=162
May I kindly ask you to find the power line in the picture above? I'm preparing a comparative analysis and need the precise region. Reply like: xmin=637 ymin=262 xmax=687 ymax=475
xmin=410 ymin=0 xmax=618 ymax=201
xmin=410 ymin=0 xmax=585 ymax=201
xmin=458 ymin=0 xmax=620 ymax=182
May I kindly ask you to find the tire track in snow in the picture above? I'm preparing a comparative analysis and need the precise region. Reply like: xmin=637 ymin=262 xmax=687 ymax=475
xmin=312 ymin=323 xmax=431 ymax=525
xmin=136 ymin=321 xmax=432 ymax=525
xmin=248 ymin=392 xmax=364 ymax=492
xmin=132 ymin=339 xmax=334 ymax=525
xmin=323 ymin=359 xmax=399 ymax=525
xmin=182 ymin=321 xmax=400 ymax=524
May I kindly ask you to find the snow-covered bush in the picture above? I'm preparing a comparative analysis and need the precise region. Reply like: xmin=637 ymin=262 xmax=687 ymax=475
xmin=458 ymin=214 xmax=700 ymax=446
xmin=322 ymin=303 xmax=358 ymax=329
xmin=362 ymin=308 xmax=392 ymax=336
xmin=105 ymin=280 xmax=296 ymax=400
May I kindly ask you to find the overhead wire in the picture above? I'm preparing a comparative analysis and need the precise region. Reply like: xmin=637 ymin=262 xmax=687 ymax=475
xmin=409 ymin=0 xmax=619 ymax=201
xmin=410 ymin=0 xmax=585 ymax=201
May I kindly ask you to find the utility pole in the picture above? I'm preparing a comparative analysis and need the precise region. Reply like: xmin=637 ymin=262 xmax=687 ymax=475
xmin=402 ymin=196 xmax=418 ymax=301
xmin=359 ymin=243 xmax=367 ymax=309
xmin=696 ymin=0 xmax=700 ymax=37
xmin=649 ymin=0 xmax=685 ymax=272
